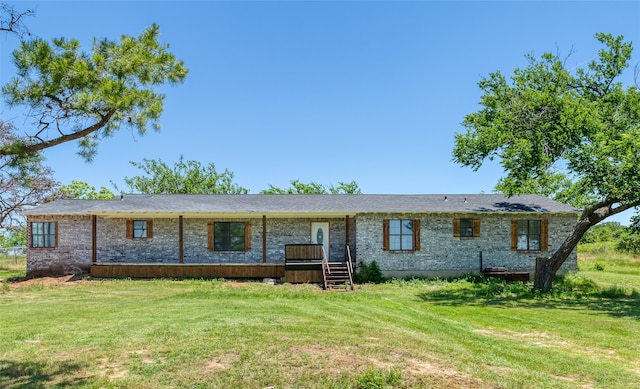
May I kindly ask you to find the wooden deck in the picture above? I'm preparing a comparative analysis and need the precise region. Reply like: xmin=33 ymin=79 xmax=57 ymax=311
xmin=90 ymin=263 xmax=284 ymax=279
xmin=284 ymin=244 xmax=325 ymax=283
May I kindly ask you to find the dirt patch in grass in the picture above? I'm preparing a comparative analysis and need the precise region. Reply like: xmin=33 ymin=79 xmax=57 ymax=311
xmin=8 ymin=274 xmax=86 ymax=289
xmin=96 ymin=357 xmax=128 ymax=380
xmin=289 ymin=344 xmax=487 ymax=388
xmin=204 ymin=352 xmax=240 ymax=372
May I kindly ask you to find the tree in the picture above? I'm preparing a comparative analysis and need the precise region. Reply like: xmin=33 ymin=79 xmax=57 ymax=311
xmin=118 ymin=156 xmax=249 ymax=194
xmin=0 ymin=3 xmax=33 ymax=38
xmin=260 ymin=179 xmax=362 ymax=194
xmin=452 ymin=33 xmax=640 ymax=291
xmin=0 ymin=225 xmax=26 ymax=247
xmin=0 ymin=120 xmax=58 ymax=231
xmin=59 ymin=180 xmax=114 ymax=199
xmin=1 ymin=22 xmax=188 ymax=162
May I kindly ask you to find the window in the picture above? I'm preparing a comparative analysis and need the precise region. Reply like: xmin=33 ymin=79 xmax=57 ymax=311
xmin=511 ymin=219 xmax=548 ymax=251
xmin=453 ymin=218 xmax=480 ymax=238
xmin=383 ymin=219 xmax=420 ymax=252
xmin=133 ymin=220 xmax=148 ymax=238
xmin=208 ymin=221 xmax=251 ymax=252
xmin=31 ymin=222 xmax=57 ymax=248
xmin=126 ymin=220 xmax=153 ymax=239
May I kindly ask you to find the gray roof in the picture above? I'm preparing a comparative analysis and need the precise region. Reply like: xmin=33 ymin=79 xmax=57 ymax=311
xmin=22 ymin=194 xmax=579 ymax=218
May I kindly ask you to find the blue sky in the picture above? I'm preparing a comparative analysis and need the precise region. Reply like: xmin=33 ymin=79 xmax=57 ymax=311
xmin=1 ymin=1 xmax=639 ymax=221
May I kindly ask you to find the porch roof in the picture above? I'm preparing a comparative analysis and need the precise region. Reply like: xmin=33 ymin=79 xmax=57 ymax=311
xmin=23 ymin=194 xmax=579 ymax=218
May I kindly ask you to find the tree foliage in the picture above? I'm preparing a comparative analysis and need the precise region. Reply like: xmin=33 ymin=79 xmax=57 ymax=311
xmin=1 ymin=23 xmax=188 ymax=161
xmin=260 ymin=179 xmax=362 ymax=194
xmin=59 ymin=180 xmax=114 ymax=200
xmin=453 ymin=33 xmax=640 ymax=291
xmin=119 ymin=156 xmax=249 ymax=195
xmin=580 ymin=222 xmax=626 ymax=244
xmin=0 ymin=225 xmax=26 ymax=247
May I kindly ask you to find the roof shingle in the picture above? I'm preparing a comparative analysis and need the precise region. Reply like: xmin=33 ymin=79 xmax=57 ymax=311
xmin=22 ymin=194 xmax=579 ymax=216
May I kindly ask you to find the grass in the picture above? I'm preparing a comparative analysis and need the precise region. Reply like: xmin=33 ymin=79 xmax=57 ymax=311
xmin=1 ymin=253 xmax=639 ymax=388
xmin=0 ymin=254 xmax=26 ymax=282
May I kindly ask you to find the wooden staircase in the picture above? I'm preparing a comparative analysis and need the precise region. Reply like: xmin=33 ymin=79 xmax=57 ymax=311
xmin=323 ymin=262 xmax=354 ymax=291
xmin=322 ymin=245 xmax=355 ymax=291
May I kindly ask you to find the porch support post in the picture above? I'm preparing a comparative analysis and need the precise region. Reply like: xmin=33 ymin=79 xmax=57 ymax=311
xmin=92 ymin=215 xmax=97 ymax=263
xmin=179 ymin=215 xmax=184 ymax=263
xmin=345 ymin=215 xmax=350 ymax=245
xmin=262 ymin=215 xmax=267 ymax=263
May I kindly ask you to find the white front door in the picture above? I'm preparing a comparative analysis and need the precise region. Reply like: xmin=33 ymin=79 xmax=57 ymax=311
xmin=311 ymin=222 xmax=330 ymax=261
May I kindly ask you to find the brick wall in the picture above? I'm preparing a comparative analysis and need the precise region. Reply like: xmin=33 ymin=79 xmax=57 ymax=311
xmin=26 ymin=215 xmax=93 ymax=275
xmin=355 ymin=213 xmax=577 ymax=278
xmin=26 ymin=212 xmax=575 ymax=278
xmin=27 ymin=216 xmax=352 ymax=273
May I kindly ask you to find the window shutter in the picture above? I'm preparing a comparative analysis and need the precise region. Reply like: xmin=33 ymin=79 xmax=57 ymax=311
xmin=541 ymin=219 xmax=549 ymax=251
xmin=207 ymin=222 xmax=214 ymax=251
xmin=244 ymin=221 xmax=251 ymax=251
xmin=53 ymin=221 xmax=59 ymax=248
xmin=453 ymin=218 xmax=460 ymax=237
xmin=126 ymin=220 xmax=133 ymax=239
xmin=147 ymin=220 xmax=153 ymax=239
xmin=511 ymin=220 xmax=518 ymax=251
xmin=413 ymin=219 xmax=420 ymax=251
xmin=473 ymin=219 xmax=481 ymax=237
xmin=382 ymin=219 xmax=390 ymax=251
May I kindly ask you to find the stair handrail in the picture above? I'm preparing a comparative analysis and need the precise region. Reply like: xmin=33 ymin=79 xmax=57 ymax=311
xmin=321 ymin=245 xmax=330 ymax=289
xmin=345 ymin=244 xmax=355 ymax=291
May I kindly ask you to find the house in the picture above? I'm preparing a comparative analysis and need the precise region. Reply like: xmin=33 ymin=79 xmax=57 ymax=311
xmin=22 ymin=194 xmax=579 ymax=281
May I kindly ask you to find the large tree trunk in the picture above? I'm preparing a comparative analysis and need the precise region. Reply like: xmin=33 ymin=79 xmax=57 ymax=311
xmin=533 ymin=199 xmax=637 ymax=292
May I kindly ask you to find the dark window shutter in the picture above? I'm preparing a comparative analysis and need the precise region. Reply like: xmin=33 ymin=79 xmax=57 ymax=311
xmin=207 ymin=222 xmax=214 ymax=251
xmin=473 ymin=219 xmax=481 ymax=237
xmin=244 ymin=221 xmax=251 ymax=251
xmin=382 ymin=219 xmax=389 ymax=251
xmin=413 ymin=219 xmax=420 ymax=251
xmin=541 ymin=219 xmax=549 ymax=251
xmin=453 ymin=218 xmax=460 ymax=237
xmin=126 ymin=220 xmax=133 ymax=239
xmin=53 ymin=221 xmax=59 ymax=248
xmin=511 ymin=220 xmax=518 ymax=251
xmin=147 ymin=220 xmax=153 ymax=239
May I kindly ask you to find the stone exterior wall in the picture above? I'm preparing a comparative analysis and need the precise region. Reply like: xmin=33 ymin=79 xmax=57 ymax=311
xmin=355 ymin=213 xmax=577 ymax=278
xmin=26 ymin=215 xmax=93 ymax=276
xmin=26 ymin=212 xmax=575 ymax=278
xmin=26 ymin=215 xmax=352 ymax=274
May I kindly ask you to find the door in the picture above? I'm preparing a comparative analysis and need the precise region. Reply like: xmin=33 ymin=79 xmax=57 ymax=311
xmin=311 ymin=222 xmax=330 ymax=261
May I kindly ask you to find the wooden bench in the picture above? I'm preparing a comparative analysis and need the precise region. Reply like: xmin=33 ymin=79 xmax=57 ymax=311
xmin=482 ymin=267 xmax=530 ymax=282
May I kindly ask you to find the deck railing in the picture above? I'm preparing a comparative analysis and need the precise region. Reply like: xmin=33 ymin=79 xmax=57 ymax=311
xmin=345 ymin=244 xmax=354 ymax=291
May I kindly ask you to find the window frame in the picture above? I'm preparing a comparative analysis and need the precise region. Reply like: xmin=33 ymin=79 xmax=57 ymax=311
xmin=208 ymin=221 xmax=251 ymax=252
xmin=511 ymin=219 xmax=548 ymax=252
xmin=453 ymin=218 xmax=481 ymax=238
xmin=30 ymin=221 xmax=58 ymax=249
xmin=126 ymin=219 xmax=153 ymax=240
xmin=383 ymin=219 xmax=420 ymax=252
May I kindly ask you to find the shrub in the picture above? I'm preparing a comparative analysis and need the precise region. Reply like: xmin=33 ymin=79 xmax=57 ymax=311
xmin=355 ymin=260 xmax=385 ymax=284
xmin=615 ymin=233 xmax=640 ymax=254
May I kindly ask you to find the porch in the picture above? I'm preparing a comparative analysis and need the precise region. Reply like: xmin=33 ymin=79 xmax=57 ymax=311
xmin=90 ymin=263 xmax=284 ymax=279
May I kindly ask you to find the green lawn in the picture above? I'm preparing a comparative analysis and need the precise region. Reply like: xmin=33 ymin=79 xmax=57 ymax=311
xmin=1 ymin=254 xmax=639 ymax=388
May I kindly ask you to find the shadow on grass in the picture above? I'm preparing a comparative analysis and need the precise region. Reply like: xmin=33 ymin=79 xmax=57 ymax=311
xmin=0 ymin=359 xmax=90 ymax=388
xmin=417 ymin=277 xmax=640 ymax=320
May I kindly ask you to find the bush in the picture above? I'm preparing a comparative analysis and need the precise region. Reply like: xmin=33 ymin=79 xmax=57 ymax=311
xmin=615 ymin=233 xmax=640 ymax=254
xmin=355 ymin=260 xmax=385 ymax=284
